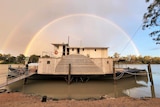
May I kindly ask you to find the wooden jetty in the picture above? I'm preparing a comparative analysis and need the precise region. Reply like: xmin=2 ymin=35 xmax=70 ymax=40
xmin=0 ymin=71 xmax=36 ymax=88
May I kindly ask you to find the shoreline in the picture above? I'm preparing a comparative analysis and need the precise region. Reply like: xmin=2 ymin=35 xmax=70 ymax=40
xmin=1 ymin=92 xmax=160 ymax=107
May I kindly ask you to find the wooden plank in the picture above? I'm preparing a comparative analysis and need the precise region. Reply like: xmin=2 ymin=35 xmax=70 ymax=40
xmin=0 ymin=72 xmax=36 ymax=88
xmin=68 ymin=64 xmax=71 ymax=84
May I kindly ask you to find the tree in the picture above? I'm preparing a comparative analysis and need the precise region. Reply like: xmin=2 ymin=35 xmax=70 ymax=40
xmin=152 ymin=57 xmax=160 ymax=63
xmin=143 ymin=0 xmax=160 ymax=44
xmin=130 ymin=55 xmax=137 ymax=63
xmin=28 ymin=55 xmax=40 ymax=63
xmin=113 ymin=52 xmax=120 ymax=58
xmin=0 ymin=53 xmax=3 ymax=61
xmin=143 ymin=56 xmax=152 ymax=63
xmin=3 ymin=54 xmax=11 ymax=63
xmin=17 ymin=54 xmax=25 ymax=64
xmin=42 ymin=55 xmax=50 ymax=58
xmin=0 ymin=54 xmax=17 ymax=64
xmin=8 ymin=56 xmax=16 ymax=64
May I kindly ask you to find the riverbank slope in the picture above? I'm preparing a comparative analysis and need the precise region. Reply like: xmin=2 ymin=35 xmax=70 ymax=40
xmin=0 ymin=92 xmax=160 ymax=107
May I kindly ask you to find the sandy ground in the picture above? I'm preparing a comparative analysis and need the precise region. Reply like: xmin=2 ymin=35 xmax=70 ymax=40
xmin=0 ymin=92 xmax=160 ymax=107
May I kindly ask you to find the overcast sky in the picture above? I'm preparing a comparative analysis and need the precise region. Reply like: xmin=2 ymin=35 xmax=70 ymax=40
xmin=0 ymin=0 xmax=159 ymax=56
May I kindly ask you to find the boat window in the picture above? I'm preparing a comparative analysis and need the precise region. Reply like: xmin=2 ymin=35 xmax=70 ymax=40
xmin=77 ymin=48 xmax=80 ymax=54
xmin=83 ymin=48 xmax=84 ymax=51
xmin=72 ymin=48 xmax=74 ymax=51
xmin=47 ymin=61 xmax=50 ymax=64
xmin=67 ymin=48 xmax=69 ymax=55
xmin=95 ymin=49 xmax=96 ymax=51
xmin=63 ymin=45 xmax=65 ymax=56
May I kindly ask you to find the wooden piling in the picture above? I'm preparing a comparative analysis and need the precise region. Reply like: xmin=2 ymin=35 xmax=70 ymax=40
xmin=68 ymin=64 xmax=71 ymax=84
xmin=151 ymin=84 xmax=156 ymax=98
xmin=147 ymin=63 xmax=156 ymax=98
xmin=113 ymin=61 xmax=116 ymax=81
xmin=148 ymin=63 xmax=153 ymax=85
xmin=24 ymin=78 xmax=27 ymax=85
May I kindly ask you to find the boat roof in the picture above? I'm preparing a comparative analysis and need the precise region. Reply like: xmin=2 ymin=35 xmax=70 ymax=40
xmin=52 ymin=43 xmax=69 ymax=47
xmin=52 ymin=43 xmax=108 ymax=49
xmin=67 ymin=47 xmax=108 ymax=49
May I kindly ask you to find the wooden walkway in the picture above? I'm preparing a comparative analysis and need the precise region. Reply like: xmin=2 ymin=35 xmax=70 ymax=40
xmin=0 ymin=72 xmax=36 ymax=88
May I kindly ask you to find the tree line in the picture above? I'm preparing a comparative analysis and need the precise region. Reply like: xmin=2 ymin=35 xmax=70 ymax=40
xmin=113 ymin=53 xmax=160 ymax=64
xmin=0 ymin=53 xmax=159 ymax=64
xmin=114 ymin=55 xmax=160 ymax=64
xmin=0 ymin=53 xmax=40 ymax=64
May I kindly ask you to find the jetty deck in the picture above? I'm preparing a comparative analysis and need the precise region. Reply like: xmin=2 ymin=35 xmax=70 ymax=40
xmin=0 ymin=71 xmax=36 ymax=88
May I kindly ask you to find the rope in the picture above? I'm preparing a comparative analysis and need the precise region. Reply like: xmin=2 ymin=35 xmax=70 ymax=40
xmin=114 ymin=72 xmax=125 ymax=80
xmin=124 ymin=71 xmax=146 ymax=76
xmin=114 ymin=69 xmax=146 ymax=80
xmin=120 ymin=23 xmax=143 ymax=55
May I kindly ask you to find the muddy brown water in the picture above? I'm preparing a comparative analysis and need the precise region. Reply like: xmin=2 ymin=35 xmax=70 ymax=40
xmin=0 ymin=64 xmax=160 ymax=99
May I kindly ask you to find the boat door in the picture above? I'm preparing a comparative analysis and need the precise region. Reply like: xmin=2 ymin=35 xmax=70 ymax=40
xmin=77 ymin=48 xmax=80 ymax=54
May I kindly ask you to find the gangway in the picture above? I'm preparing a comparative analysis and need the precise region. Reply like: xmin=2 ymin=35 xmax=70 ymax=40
xmin=0 ymin=70 xmax=36 ymax=88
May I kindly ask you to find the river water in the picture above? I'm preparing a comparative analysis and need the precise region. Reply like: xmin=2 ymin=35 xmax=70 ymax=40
xmin=0 ymin=64 xmax=160 ymax=99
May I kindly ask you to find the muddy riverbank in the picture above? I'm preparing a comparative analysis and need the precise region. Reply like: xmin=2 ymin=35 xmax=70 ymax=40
xmin=0 ymin=92 xmax=160 ymax=107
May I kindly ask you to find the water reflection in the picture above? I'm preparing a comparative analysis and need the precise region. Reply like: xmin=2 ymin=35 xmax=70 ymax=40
xmin=8 ymin=75 xmax=149 ymax=99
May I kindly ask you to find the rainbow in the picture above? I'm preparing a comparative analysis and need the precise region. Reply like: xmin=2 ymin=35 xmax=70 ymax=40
xmin=24 ymin=13 xmax=140 ymax=56
xmin=2 ymin=12 xmax=33 ymax=52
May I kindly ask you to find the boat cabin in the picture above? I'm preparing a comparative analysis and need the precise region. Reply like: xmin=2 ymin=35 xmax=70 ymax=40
xmin=52 ymin=43 xmax=108 ymax=58
xmin=38 ymin=43 xmax=113 ymax=75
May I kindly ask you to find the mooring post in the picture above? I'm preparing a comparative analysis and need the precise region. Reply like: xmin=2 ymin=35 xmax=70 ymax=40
xmin=24 ymin=78 xmax=27 ymax=85
xmin=151 ymin=83 xmax=156 ymax=98
xmin=147 ymin=63 xmax=156 ymax=98
xmin=148 ymin=63 xmax=154 ymax=85
xmin=68 ymin=63 xmax=71 ymax=85
xmin=113 ymin=61 xmax=116 ymax=81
